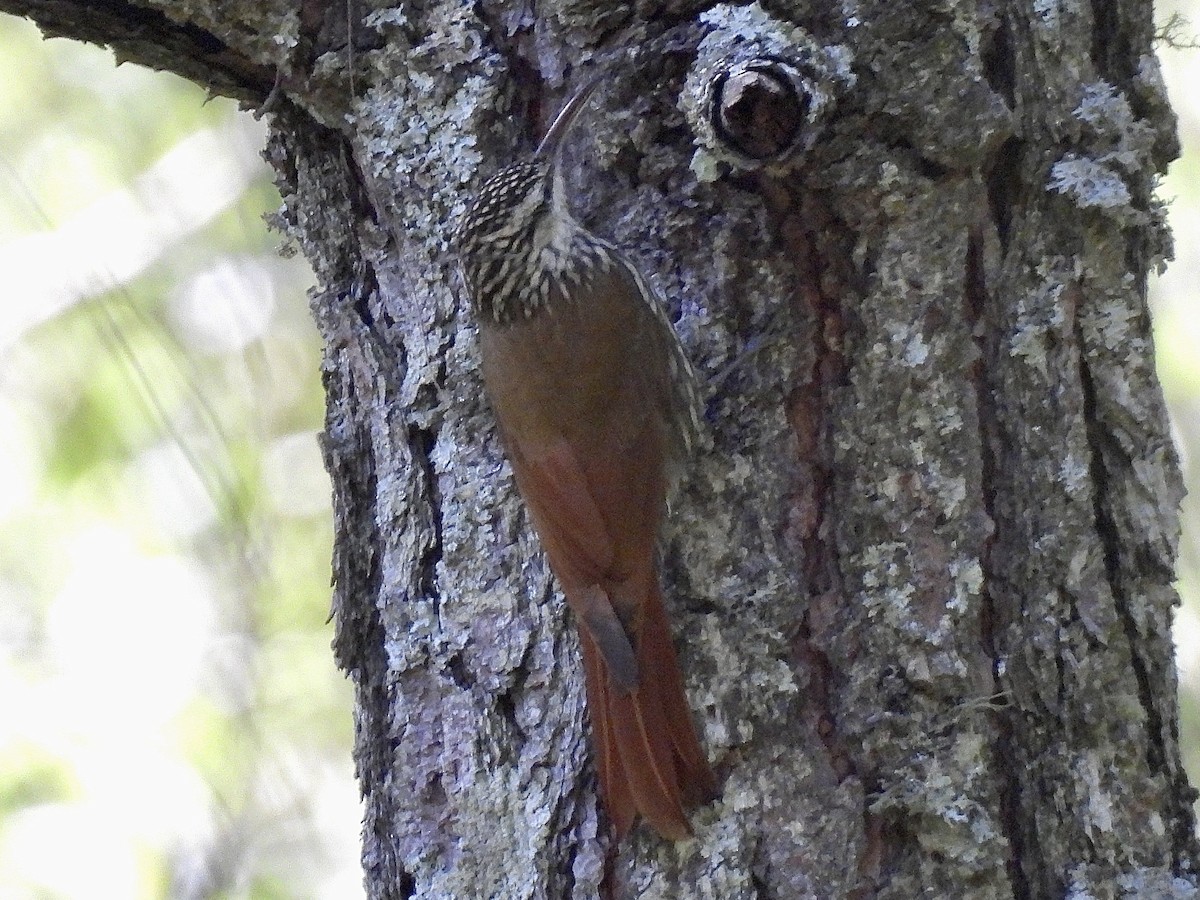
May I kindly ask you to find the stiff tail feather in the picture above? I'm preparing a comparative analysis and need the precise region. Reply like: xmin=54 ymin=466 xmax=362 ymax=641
xmin=577 ymin=582 xmax=717 ymax=840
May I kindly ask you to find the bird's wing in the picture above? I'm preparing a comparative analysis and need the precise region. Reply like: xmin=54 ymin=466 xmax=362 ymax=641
xmin=504 ymin=435 xmax=644 ymax=689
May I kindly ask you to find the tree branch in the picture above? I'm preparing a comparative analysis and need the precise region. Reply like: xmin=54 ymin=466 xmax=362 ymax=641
xmin=0 ymin=0 xmax=275 ymax=101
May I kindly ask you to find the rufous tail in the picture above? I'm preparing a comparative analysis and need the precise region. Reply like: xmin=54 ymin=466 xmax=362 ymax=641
xmin=577 ymin=581 xmax=717 ymax=841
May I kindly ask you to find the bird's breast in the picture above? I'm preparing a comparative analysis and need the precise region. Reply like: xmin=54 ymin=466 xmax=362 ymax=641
xmin=477 ymin=276 xmax=663 ymax=457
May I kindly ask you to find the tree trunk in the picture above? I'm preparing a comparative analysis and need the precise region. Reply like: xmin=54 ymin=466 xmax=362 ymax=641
xmin=6 ymin=0 xmax=1196 ymax=897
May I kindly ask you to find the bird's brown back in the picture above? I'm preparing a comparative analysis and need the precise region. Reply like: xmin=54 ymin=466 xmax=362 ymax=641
xmin=477 ymin=259 xmax=675 ymax=465
xmin=477 ymin=258 xmax=679 ymax=597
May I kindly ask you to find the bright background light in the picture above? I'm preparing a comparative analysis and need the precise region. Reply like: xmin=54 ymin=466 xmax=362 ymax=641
xmin=0 ymin=15 xmax=359 ymax=900
xmin=1155 ymin=5 xmax=1200 ymax=793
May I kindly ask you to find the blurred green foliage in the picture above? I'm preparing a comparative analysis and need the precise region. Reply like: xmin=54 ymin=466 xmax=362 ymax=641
xmin=1155 ymin=0 xmax=1200 ymax=821
xmin=0 ymin=14 xmax=358 ymax=900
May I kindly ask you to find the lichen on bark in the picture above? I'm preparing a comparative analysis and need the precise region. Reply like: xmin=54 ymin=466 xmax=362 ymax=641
xmin=4 ymin=0 xmax=1197 ymax=896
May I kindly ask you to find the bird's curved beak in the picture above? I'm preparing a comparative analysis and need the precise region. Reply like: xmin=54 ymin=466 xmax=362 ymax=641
xmin=535 ymin=77 xmax=602 ymax=160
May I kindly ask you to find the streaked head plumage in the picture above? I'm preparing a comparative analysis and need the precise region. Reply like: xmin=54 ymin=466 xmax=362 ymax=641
xmin=453 ymin=159 xmax=554 ymax=320
xmin=453 ymin=79 xmax=602 ymax=324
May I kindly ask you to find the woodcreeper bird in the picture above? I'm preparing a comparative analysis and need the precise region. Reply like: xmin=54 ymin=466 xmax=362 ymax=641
xmin=453 ymin=81 xmax=718 ymax=840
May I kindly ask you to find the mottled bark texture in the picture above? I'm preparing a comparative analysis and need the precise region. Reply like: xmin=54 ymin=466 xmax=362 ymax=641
xmin=7 ymin=0 xmax=1197 ymax=896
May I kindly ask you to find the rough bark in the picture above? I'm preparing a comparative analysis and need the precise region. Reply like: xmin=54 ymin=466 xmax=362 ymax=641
xmin=6 ymin=0 xmax=1196 ymax=897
